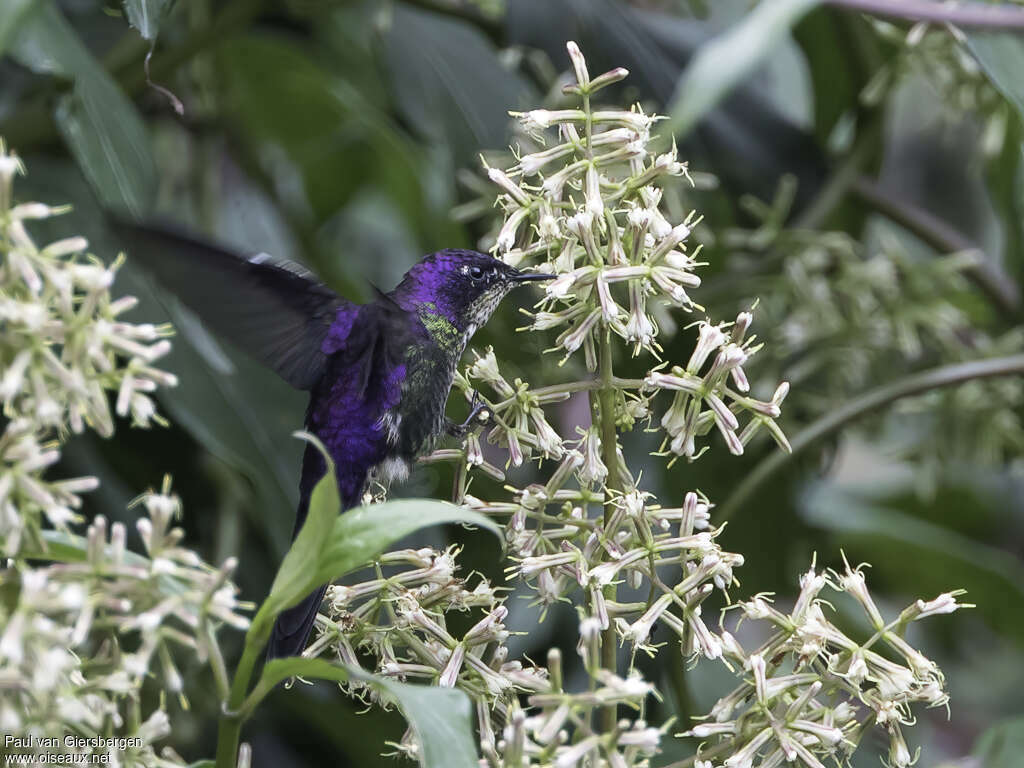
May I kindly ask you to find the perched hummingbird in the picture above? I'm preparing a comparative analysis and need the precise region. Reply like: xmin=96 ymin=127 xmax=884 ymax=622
xmin=112 ymin=221 xmax=553 ymax=659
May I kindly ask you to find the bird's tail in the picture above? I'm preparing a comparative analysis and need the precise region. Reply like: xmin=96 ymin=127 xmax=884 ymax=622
xmin=265 ymin=441 xmax=337 ymax=662
xmin=266 ymin=583 xmax=329 ymax=661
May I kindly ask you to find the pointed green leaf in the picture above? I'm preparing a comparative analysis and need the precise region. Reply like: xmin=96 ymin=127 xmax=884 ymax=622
xmin=0 ymin=0 xmax=37 ymax=57
xmin=966 ymin=32 xmax=1024 ymax=122
xmin=255 ymin=660 xmax=479 ymax=768
xmin=668 ymin=0 xmax=822 ymax=138
xmin=313 ymin=499 xmax=502 ymax=587
xmin=384 ymin=5 xmax=533 ymax=161
xmin=370 ymin=674 xmax=478 ymax=768
xmin=258 ymin=657 xmax=351 ymax=691
xmin=253 ymin=493 xmax=501 ymax=631
xmin=11 ymin=0 xmax=155 ymax=216
xmin=259 ymin=435 xmax=340 ymax=617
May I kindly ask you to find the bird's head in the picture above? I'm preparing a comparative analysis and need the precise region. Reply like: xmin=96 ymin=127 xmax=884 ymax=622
xmin=392 ymin=249 xmax=553 ymax=337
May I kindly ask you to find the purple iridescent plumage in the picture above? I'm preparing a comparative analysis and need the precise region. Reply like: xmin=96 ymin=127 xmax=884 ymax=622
xmin=390 ymin=249 xmax=492 ymax=325
xmin=321 ymin=304 xmax=360 ymax=355
xmin=108 ymin=221 xmax=552 ymax=661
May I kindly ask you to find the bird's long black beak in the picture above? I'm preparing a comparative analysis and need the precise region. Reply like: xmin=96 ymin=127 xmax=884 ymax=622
xmin=509 ymin=270 xmax=557 ymax=283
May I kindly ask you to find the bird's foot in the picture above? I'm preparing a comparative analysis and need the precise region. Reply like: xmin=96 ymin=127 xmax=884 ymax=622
xmin=448 ymin=391 xmax=492 ymax=437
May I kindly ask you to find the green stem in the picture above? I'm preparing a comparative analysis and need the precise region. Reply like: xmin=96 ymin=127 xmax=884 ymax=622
xmin=596 ymin=327 xmax=621 ymax=734
xmin=668 ymin=631 xmax=694 ymax=736
xmin=214 ymin=617 xmax=270 ymax=768
xmin=717 ymin=354 xmax=1024 ymax=521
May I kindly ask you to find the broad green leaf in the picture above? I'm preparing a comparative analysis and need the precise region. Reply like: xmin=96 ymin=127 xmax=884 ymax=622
xmin=11 ymin=0 xmax=155 ymax=216
xmin=668 ymin=0 xmax=822 ymax=138
xmin=0 ymin=0 xmax=36 ymax=57
xmin=260 ymin=436 xmax=341 ymax=616
xmin=371 ymin=675 xmax=478 ymax=768
xmin=792 ymin=7 xmax=875 ymax=146
xmin=384 ymin=5 xmax=533 ymax=163
xmin=252 ymin=496 xmax=500 ymax=630
xmin=54 ymin=82 xmax=156 ymax=217
xmin=215 ymin=34 xmax=433 ymax=262
xmin=256 ymin=660 xmax=478 ymax=768
xmin=122 ymin=0 xmax=173 ymax=41
xmin=966 ymin=32 xmax=1024 ymax=123
xmin=258 ymin=656 xmax=351 ymax=691
xmin=313 ymin=499 xmax=502 ymax=587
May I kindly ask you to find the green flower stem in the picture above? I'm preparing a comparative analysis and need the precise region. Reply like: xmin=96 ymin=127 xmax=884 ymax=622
xmin=597 ymin=326 xmax=621 ymax=734
xmin=206 ymin=623 xmax=232 ymax=703
xmin=717 ymin=354 xmax=1024 ymax=521
xmin=215 ymin=614 xmax=272 ymax=768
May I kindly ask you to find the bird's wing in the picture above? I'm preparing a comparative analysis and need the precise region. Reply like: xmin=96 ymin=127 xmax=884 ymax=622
xmin=110 ymin=217 xmax=349 ymax=391
xmin=335 ymin=290 xmax=414 ymax=408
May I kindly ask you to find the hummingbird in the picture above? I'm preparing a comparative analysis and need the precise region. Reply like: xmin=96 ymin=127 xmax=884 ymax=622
xmin=112 ymin=220 xmax=553 ymax=659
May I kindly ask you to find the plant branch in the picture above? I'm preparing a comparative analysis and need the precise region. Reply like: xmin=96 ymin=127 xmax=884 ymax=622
xmin=826 ymin=0 xmax=1024 ymax=28
xmin=852 ymin=175 xmax=1022 ymax=318
xmin=717 ymin=354 xmax=1024 ymax=521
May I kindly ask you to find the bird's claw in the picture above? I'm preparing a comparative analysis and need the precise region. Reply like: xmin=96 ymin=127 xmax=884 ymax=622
xmin=451 ymin=391 xmax=492 ymax=437
xmin=465 ymin=390 xmax=493 ymax=428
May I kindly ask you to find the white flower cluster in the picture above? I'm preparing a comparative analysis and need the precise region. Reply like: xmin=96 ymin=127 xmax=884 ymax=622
xmin=326 ymin=45 xmax=962 ymax=768
xmin=308 ymin=547 xmax=548 ymax=754
xmin=682 ymin=560 xmax=968 ymax=768
xmin=474 ymin=43 xmax=788 ymax=462
xmin=0 ymin=143 xmax=176 ymax=556
xmin=485 ymin=57 xmax=696 ymax=366
xmin=0 ymin=145 xmax=247 ymax=764
xmin=645 ymin=314 xmax=789 ymax=460
xmin=455 ymin=346 xmax=571 ymax=467
xmin=0 ymin=481 xmax=249 ymax=765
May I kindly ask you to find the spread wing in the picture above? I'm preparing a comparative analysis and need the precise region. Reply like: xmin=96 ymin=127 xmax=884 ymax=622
xmin=110 ymin=217 xmax=349 ymax=390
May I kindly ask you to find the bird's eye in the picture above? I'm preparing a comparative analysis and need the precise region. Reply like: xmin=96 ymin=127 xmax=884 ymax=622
xmin=468 ymin=265 xmax=486 ymax=281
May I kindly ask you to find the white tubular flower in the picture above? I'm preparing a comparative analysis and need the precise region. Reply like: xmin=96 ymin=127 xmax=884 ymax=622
xmin=486 ymin=166 xmax=530 ymax=206
xmin=595 ymin=271 xmax=621 ymax=321
xmin=577 ymin=427 xmax=607 ymax=486
xmin=496 ymin=206 xmax=530 ymax=253
xmin=566 ymin=41 xmax=590 ymax=89
xmin=688 ymin=323 xmax=728 ymax=373
xmin=912 ymin=592 xmax=968 ymax=619
xmin=624 ymin=592 xmax=673 ymax=647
